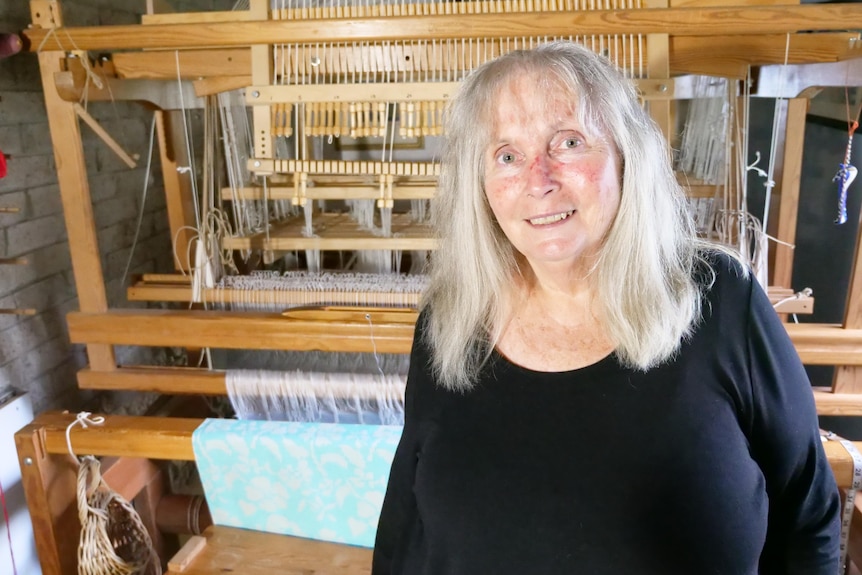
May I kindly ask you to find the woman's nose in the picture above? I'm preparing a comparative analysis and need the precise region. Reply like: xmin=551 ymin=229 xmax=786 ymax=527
xmin=527 ymin=154 xmax=560 ymax=197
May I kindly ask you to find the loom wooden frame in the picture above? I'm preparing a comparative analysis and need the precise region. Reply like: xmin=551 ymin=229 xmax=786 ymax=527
xmin=15 ymin=411 xmax=862 ymax=573
xmin=17 ymin=0 xmax=862 ymax=572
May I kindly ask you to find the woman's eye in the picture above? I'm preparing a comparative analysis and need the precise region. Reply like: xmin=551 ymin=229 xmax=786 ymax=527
xmin=563 ymin=137 xmax=582 ymax=149
xmin=499 ymin=152 xmax=516 ymax=164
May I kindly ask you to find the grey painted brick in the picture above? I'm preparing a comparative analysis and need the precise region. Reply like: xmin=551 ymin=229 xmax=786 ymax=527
xmin=0 ymin=243 xmax=72 ymax=299
xmin=0 ymin=124 xmax=22 ymax=156
xmin=0 ymin=191 xmax=27 ymax=226
xmin=19 ymin=122 xmax=54 ymax=156
xmin=93 ymin=195 xmax=138 ymax=229
xmin=0 ymin=154 xmax=55 ymax=192
xmin=0 ymin=92 xmax=46 ymax=126
xmin=89 ymin=172 xmax=119 ymax=203
xmin=25 ymin=183 xmax=64 ymax=219
xmin=5 ymin=214 xmax=67 ymax=256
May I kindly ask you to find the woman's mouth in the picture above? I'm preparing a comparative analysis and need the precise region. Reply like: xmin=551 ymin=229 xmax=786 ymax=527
xmin=528 ymin=209 xmax=575 ymax=226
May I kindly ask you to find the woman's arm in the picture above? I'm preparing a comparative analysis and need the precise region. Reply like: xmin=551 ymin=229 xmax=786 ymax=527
xmin=745 ymin=279 xmax=841 ymax=574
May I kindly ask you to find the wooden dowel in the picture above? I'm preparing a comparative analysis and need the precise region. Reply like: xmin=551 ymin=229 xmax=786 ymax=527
xmin=73 ymin=103 xmax=138 ymax=169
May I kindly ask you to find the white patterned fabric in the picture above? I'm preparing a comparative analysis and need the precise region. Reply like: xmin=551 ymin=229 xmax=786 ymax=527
xmin=192 ymin=418 xmax=402 ymax=547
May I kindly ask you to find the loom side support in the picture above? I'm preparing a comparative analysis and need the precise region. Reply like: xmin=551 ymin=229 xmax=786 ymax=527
xmin=30 ymin=0 xmax=116 ymax=371
xmin=833 ymin=190 xmax=862 ymax=393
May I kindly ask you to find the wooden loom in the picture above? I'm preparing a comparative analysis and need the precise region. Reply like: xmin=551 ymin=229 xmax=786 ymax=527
xmin=15 ymin=0 xmax=862 ymax=571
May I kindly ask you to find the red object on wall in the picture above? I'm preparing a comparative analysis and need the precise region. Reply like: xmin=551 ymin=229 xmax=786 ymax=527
xmin=0 ymin=150 xmax=6 ymax=179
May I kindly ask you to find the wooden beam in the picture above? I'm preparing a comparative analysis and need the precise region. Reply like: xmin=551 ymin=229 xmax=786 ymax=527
xmin=772 ymin=98 xmax=807 ymax=290
xmin=64 ymin=308 xmax=862 ymax=364
xmin=30 ymin=0 xmax=115 ymax=372
xmin=669 ymin=33 xmax=858 ymax=78
xmin=833 ymin=178 xmax=862 ymax=392
xmin=24 ymin=411 xmax=862 ymax=490
xmin=785 ymin=323 xmax=862 ymax=365
xmin=24 ymin=5 xmax=862 ymax=52
xmin=155 ymin=110 xmax=196 ymax=272
xmin=813 ymin=388 xmax=862 ymax=417
xmin=77 ymin=365 xmax=407 ymax=400
xmin=15 ymin=416 xmax=79 ymax=575
xmin=67 ymin=309 xmax=417 ymax=354
xmin=167 ymin=526 xmax=372 ymax=574
xmin=112 ymin=49 xmax=251 ymax=80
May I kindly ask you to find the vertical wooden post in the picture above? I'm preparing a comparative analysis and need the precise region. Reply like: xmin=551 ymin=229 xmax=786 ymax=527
xmin=833 ymin=192 xmax=862 ymax=392
xmin=772 ymin=98 xmax=808 ymax=290
xmin=156 ymin=110 xmax=196 ymax=272
xmin=250 ymin=0 xmax=273 ymax=162
xmin=644 ymin=0 xmax=672 ymax=147
xmin=31 ymin=0 xmax=115 ymax=371
xmin=15 ymin=421 xmax=80 ymax=575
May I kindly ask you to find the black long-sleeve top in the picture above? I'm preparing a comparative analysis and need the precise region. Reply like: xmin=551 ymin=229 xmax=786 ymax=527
xmin=373 ymin=254 xmax=840 ymax=574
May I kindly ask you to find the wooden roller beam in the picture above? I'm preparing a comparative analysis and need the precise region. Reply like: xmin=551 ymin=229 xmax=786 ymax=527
xmin=77 ymin=367 xmax=845 ymax=419
xmin=67 ymin=309 xmax=416 ymax=354
xmin=67 ymin=308 xmax=862 ymax=363
xmin=77 ymin=366 xmax=407 ymax=401
xmin=785 ymin=323 xmax=862 ymax=366
xmin=813 ymin=388 xmax=862 ymax=417
xmin=21 ymin=411 xmax=862 ymax=490
xmin=24 ymin=5 xmax=862 ymax=52
xmin=20 ymin=411 xmax=199 ymax=461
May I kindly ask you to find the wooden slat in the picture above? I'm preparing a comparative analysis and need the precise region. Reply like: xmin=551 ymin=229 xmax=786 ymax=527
xmin=113 ymin=49 xmax=251 ymax=80
xmin=24 ymin=5 xmax=862 ymax=52
xmin=102 ymin=32 xmax=858 ymax=86
xmin=77 ymin=365 xmax=407 ymax=400
xmin=222 ymin=185 xmax=436 ymax=201
xmin=67 ymin=309 xmax=416 ymax=354
xmin=24 ymin=412 xmax=862 ymax=490
xmin=222 ymin=212 xmax=437 ymax=252
xmin=772 ymin=98 xmax=807 ymax=291
xmin=669 ymin=32 xmax=857 ymax=78
xmin=813 ymin=388 xmax=862 ymax=417
xmin=66 ymin=308 xmax=862 ymax=364
xmin=28 ymin=411 xmax=199 ymax=461
xmin=78 ymin=366 xmax=227 ymax=394
xmin=156 ymin=110 xmax=197 ymax=272
xmin=127 ymin=282 xmax=424 ymax=306
xmin=166 ymin=526 xmax=371 ymax=575
xmin=142 ymin=10 xmax=262 ymax=25
xmin=786 ymin=323 xmax=862 ymax=365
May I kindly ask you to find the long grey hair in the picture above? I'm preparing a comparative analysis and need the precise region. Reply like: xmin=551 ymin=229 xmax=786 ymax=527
xmin=423 ymin=40 xmax=714 ymax=391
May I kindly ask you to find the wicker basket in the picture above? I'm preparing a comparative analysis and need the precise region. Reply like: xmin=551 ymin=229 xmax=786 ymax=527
xmin=77 ymin=456 xmax=162 ymax=575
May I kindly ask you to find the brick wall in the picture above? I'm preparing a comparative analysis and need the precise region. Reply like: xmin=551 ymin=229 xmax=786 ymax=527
xmin=0 ymin=0 xmax=230 ymax=414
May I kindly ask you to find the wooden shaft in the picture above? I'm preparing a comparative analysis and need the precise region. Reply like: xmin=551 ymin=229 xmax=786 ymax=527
xmin=67 ymin=309 xmax=417 ymax=354
xmin=62 ymin=309 xmax=862 ymax=364
xmin=24 ymin=5 xmax=862 ymax=52
xmin=21 ymin=411 xmax=862 ymax=490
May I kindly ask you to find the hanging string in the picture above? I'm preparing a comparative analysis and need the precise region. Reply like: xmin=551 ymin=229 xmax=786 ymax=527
xmin=65 ymin=412 xmax=105 ymax=462
xmin=0 ymin=477 xmax=17 ymax=575
xmin=120 ymin=111 xmax=158 ymax=287
xmin=834 ymin=86 xmax=862 ymax=225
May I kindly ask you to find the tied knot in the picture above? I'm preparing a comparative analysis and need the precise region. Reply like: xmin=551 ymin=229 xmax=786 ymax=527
xmin=65 ymin=411 xmax=105 ymax=461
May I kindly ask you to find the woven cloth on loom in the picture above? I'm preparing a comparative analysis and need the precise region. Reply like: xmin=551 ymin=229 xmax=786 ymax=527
xmin=192 ymin=418 xmax=402 ymax=547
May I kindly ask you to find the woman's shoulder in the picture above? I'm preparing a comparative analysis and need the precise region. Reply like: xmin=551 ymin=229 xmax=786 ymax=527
xmin=696 ymin=246 xmax=751 ymax=293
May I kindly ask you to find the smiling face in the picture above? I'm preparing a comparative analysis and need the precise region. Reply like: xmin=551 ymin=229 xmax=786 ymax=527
xmin=483 ymin=72 xmax=622 ymax=281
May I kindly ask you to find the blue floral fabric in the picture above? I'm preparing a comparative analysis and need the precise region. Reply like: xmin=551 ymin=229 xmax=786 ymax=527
xmin=192 ymin=418 xmax=403 ymax=547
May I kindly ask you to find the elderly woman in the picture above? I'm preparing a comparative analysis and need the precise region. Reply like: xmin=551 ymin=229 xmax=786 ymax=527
xmin=373 ymin=41 xmax=839 ymax=574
